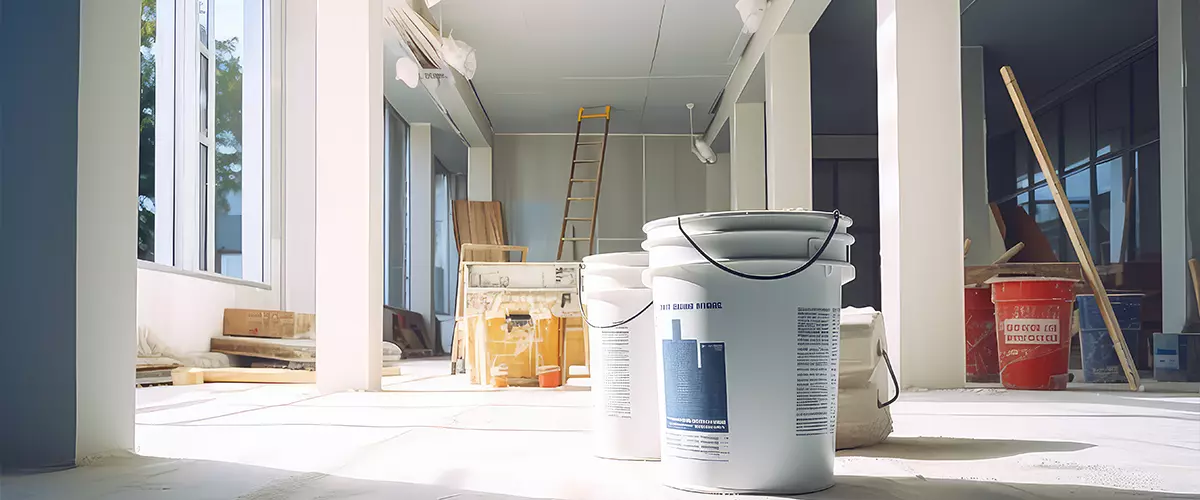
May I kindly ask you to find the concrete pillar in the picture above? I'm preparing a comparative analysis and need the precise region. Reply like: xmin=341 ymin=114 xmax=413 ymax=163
xmin=1 ymin=0 xmax=139 ymax=468
xmin=765 ymin=33 xmax=813 ymax=209
xmin=283 ymin=0 xmax=317 ymax=313
xmin=409 ymin=124 xmax=437 ymax=338
xmin=315 ymin=0 xmax=384 ymax=392
xmin=961 ymin=46 xmax=1004 ymax=266
xmin=1159 ymin=0 xmax=1200 ymax=333
xmin=468 ymin=146 xmax=493 ymax=201
xmin=730 ymin=102 xmax=767 ymax=210
xmin=877 ymin=0 xmax=965 ymax=389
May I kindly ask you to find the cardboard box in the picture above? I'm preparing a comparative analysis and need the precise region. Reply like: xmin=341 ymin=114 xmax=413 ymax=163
xmin=224 ymin=308 xmax=316 ymax=339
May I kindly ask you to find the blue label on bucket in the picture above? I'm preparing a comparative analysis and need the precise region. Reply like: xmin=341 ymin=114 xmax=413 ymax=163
xmin=663 ymin=319 xmax=729 ymax=433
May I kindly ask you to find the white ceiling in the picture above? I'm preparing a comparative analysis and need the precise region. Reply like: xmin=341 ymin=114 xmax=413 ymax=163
xmin=385 ymin=0 xmax=749 ymax=139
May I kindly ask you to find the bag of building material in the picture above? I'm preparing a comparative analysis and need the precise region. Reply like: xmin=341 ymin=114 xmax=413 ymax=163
xmin=836 ymin=307 xmax=894 ymax=450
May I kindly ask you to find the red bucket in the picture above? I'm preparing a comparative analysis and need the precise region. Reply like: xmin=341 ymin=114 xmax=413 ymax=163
xmin=991 ymin=278 xmax=1077 ymax=390
xmin=965 ymin=286 xmax=999 ymax=383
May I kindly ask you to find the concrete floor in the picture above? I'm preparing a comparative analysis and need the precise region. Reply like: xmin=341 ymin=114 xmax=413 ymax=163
xmin=3 ymin=358 xmax=1198 ymax=500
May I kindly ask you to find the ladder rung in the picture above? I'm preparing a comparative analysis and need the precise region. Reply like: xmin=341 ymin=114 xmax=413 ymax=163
xmin=576 ymin=141 xmax=602 ymax=146
xmin=580 ymin=114 xmax=608 ymax=119
xmin=562 ymin=237 xmax=590 ymax=241
xmin=571 ymin=179 xmax=597 ymax=183
xmin=567 ymin=197 xmax=596 ymax=201
xmin=565 ymin=217 xmax=592 ymax=221
xmin=574 ymin=159 xmax=600 ymax=163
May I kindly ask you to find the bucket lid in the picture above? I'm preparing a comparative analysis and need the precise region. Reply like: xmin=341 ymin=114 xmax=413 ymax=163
xmin=642 ymin=210 xmax=852 ymax=235
xmin=642 ymin=257 xmax=852 ymax=282
xmin=985 ymin=276 xmax=1079 ymax=285
xmin=582 ymin=251 xmax=648 ymax=267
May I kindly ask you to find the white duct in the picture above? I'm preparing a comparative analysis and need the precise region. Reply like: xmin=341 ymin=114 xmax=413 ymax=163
xmin=736 ymin=0 xmax=767 ymax=34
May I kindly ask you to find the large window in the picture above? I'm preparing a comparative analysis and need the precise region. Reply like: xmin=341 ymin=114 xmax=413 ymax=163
xmin=138 ymin=0 xmax=270 ymax=282
xmin=139 ymin=0 xmax=158 ymax=261
xmin=997 ymin=49 xmax=1159 ymax=266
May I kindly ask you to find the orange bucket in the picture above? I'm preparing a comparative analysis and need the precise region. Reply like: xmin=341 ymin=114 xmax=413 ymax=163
xmin=991 ymin=277 xmax=1077 ymax=390
xmin=537 ymin=365 xmax=562 ymax=388
xmin=965 ymin=286 xmax=999 ymax=383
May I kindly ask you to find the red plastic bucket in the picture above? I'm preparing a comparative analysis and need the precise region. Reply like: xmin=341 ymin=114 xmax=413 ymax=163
xmin=990 ymin=278 xmax=1077 ymax=390
xmin=964 ymin=286 xmax=999 ymax=383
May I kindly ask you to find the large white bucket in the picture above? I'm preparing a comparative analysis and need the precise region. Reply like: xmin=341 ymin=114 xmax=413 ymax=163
xmin=581 ymin=252 xmax=660 ymax=460
xmin=642 ymin=210 xmax=853 ymax=495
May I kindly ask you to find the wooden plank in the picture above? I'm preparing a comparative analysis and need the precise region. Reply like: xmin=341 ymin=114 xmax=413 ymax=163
xmin=171 ymin=367 xmax=205 ymax=386
xmin=1002 ymin=66 xmax=1140 ymax=390
xmin=452 ymin=200 xmax=470 ymax=249
xmin=992 ymin=242 xmax=1026 ymax=265
xmin=1190 ymin=259 xmax=1200 ymax=315
xmin=210 ymin=336 xmax=316 ymax=362
xmin=173 ymin=366 xmax=402 ymax=385
xmin=990 ymin=202 xmax=1007 ymax=240
xmin=965 ymin=263 xmax=1083 ymax=287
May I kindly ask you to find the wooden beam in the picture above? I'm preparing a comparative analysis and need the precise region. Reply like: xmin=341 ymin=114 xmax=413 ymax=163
xmin=965 ymin=262 xmax=1082 ymax=287
xmin=1002 ymin=66 xmax=1140 ymax=390
xmin=171 ymin=366 xmax=401 ymax=385
xmin=992 ymin=242 xmax=1026 ymax=265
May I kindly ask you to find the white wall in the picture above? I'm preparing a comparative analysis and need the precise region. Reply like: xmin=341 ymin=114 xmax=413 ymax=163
xmin=492 ymin=134 xmax=730 ymax=261
xmin=76 ymin=0 xmax=140 ymax=461
xmin=137 ymin=266 xmax=279 ymax=356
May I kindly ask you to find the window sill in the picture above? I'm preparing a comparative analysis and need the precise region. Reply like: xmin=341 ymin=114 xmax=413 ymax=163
xmin=137 ymin=260 xmax=272 ymax=291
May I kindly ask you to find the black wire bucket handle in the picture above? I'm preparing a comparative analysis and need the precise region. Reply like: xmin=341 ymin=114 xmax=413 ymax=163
xmin=677 ymin=210 xmax=843 ymax=281
xmin=877 ymin=340 xmax=900 ymax=409
xmin=577 ymin=262 xmax=654 ymax=330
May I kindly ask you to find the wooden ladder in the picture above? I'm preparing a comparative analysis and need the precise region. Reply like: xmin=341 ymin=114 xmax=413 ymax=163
xmin=556 ymin=105 xmax=612 ymax=261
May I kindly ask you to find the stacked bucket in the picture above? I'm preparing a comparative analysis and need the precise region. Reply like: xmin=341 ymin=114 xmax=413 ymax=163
xmin=964 ymin=279 xmax=1144 ymax=389
xmin=583 ymin=210 xmax=856 ymax=495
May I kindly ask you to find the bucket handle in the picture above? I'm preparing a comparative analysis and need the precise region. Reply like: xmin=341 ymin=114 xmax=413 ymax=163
xmin=676 ymin=210 xmax=843 ymax=281
xmin=877 ymin=340 xmax=900 ymax=409
xmin=577 ymin=263 xmax=654 ymax=329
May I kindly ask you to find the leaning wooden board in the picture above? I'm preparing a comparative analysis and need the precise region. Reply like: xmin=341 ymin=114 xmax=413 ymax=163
xmin=211 ymin=336 xmax=316 ymax=362
xmin=1002 ymin=66 xmax=1140 ymax=390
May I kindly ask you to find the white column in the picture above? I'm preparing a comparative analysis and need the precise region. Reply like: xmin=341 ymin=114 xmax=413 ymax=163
xmin=468 ymin=146 xmax=493 ymax=201
xmin=765 ymin=33 xmax=813 ymax=210
xmin=730 ymin=102 xmax=767 ymax=210
xmin=76 ymin=0 xmax=139 ymax=460
xmin=410 ymin=124 xmax=437 ymax=337
xmin=961 ymin=46 xmax=1004 ymax=266
xmin=877 ymin=0 xmax=965 ymax=389
xmin=1159 ymin=0 xmax=1200 ymax=333
xmin=315 ymin=0 xmax=384 ymax=392
xmin=283 ymin=0 xmax=317 ymax=313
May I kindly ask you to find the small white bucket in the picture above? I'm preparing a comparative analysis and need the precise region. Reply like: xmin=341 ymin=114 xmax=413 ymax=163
xmin=642 ymin=210 xmax=853 ymax=495
xmin=581 ymin=252 xmax=660 ymax=461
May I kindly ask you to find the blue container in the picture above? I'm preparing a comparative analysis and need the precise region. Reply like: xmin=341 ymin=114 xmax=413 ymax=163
xmin=1153 ymin=333 xmax=1200 ymax=382
xmin=1076 ymin=294 xmax=1143 ymax=383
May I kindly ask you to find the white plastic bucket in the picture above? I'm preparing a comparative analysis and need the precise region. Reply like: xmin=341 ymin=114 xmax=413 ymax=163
xmin=581 ymin=252 xmax=659 ymax=460
xmin=642 ymin=210 xmax=853 ymax=495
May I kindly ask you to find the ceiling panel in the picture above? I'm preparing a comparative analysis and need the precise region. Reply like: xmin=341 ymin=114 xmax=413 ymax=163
xmin=394 ymin=0 xmax=750 ymax=134
xmin=651 ymin=0 xmax=744 ymax=77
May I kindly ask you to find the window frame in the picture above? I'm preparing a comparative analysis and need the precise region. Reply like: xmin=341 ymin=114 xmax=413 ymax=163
xmin=140 ymin=0 xmax=276 ymax=286
xmin=996 ymin=49 xmax=1159 ymax=265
